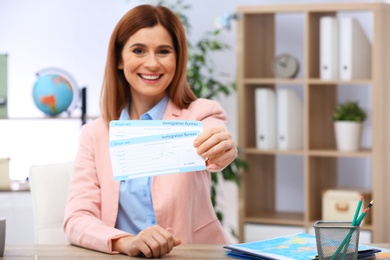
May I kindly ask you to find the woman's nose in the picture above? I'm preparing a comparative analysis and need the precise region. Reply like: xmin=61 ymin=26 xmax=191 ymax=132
xmin=144 ymin=54 xmax=159 ymax=69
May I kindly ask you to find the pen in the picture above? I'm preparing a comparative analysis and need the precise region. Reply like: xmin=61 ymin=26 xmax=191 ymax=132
xmin=356 ymin=200 xmax=374 ymax=225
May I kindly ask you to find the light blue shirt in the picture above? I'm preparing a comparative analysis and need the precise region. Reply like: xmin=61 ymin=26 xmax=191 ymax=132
xmin=115 ymin=95 xmax=169 ymax=235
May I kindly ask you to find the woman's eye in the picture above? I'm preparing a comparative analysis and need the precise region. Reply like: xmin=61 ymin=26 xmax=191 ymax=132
xmin=158 ymin=49 xmax=170 ymax=55
xmin=133 ymin=48 xmax=144 ymax=55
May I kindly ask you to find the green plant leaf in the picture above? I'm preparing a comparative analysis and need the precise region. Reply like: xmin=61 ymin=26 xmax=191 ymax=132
xmin=332 ymin=101 xmax=367 ymax=122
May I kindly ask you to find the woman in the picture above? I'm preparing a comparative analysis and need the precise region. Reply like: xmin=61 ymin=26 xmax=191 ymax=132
xmin=63 ymin=4 xmax=237 ymax=258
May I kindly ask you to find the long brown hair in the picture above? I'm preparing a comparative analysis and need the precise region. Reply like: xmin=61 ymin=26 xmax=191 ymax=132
xmin=100 ymin=4 xmax=196 ymax=124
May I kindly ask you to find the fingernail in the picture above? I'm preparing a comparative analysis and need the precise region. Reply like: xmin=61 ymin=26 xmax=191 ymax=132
xmin=166 ymin=227 xmax=175 ymax=236
xmin=193 ymin=140 xmax=199 ymax=147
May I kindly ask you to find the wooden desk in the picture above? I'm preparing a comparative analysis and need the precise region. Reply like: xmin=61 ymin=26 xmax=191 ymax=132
xmin=3 ymin=243 xmax=390 ymax=259
xmin=1 ymin=244 xmax=231 ymax=259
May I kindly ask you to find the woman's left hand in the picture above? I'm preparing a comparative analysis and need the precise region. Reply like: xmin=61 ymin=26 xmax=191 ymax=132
xmin=193 ymin=126 xmax=238 ymax=171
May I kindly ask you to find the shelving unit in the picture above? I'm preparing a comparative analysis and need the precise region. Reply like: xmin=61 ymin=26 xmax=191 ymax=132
xmin=237 ymin=3 xmax=390 ymax=243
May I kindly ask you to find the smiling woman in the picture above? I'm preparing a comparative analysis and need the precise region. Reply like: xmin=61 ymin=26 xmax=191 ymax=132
xmin=0 ymin=0 xmax=246 ymax=247
xmin=63 ymin=4 xmax=238 ymax=258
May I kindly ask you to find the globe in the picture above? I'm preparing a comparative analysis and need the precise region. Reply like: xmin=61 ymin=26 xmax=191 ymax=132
xmin=32 ymin=68 xmax=78 ymax=116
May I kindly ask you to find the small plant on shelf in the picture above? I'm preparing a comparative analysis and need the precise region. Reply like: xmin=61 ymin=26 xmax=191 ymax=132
xmin=332 ymin=101 xmax=367 ymax=122
xmin=332 ymin=101 xmax=367 ymax=151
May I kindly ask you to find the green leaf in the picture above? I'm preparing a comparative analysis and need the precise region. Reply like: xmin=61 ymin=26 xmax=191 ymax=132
xmin=216 ymin=211 xmax=223 ymax=222
xmin=332 ymin=101 xmax=367 ymax=122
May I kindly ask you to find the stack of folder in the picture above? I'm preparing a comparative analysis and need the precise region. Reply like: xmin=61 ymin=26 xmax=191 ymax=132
xmin=320 ymin=16 xmax=371 ymax=81
xmin=255 ymin=88 xmax=303 ymax=151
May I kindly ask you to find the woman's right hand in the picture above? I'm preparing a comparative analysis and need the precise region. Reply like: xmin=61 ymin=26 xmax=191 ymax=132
xmin=112 ymin=225 xmax=181 ymax=258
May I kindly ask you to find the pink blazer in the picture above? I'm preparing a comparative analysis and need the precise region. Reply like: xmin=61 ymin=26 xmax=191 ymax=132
xmin=63 ymin=98 xmax=231 ymax=253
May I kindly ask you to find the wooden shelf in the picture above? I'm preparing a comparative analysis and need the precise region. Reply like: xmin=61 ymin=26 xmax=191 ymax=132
xmin=308 ymin=79 xmax=372 ymax=85
xmin=308 ymin=149 xmax=372 ymax=158
xmin=244 ymin=212 xmax=305 ymax=226
xmin=237 ymin=3 xmax=390 ymax=243
xmin=243 ymin=78 xmax=305 ymax=85
xmin=243 ymin=147 xmax=304 ymax=156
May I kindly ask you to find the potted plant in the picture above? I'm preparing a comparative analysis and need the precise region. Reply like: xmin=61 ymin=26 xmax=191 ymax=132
xmin=332 ymin=101 xmax=367 ymax=151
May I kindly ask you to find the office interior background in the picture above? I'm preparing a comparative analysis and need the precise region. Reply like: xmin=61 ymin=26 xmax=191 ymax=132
xmin=0 ymin=0 xmax=385 ymax=244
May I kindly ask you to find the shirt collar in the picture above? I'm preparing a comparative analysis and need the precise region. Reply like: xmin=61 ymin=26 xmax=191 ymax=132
xmin=119 ymin=95 xmax=169 ymax=121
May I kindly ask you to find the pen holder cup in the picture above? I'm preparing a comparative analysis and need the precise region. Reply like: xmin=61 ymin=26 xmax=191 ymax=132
xmin=313 ymin=221 xmax=360 ymax=260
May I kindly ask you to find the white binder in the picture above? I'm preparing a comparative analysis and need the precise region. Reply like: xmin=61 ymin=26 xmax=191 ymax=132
xmin=0 ymin=54 xmax=7 ymax=118
xmin=339 ymin=17 xmax=371 ymax=80
xmin=277 ymin=89 xmax=303 ymax=150
xmin=255 ymin=88 xmax=276 ymax=150
xmin=320 ymin=16 xmax=339 ymax=80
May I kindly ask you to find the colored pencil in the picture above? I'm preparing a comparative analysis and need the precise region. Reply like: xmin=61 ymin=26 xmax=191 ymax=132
xmin=331 ymin=199 xmax=374 ymax=260
xmin=352 ymin=195 xmax=363 ymax=225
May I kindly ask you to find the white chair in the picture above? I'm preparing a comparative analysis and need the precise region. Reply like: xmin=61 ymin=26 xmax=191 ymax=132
xmin=29 ymin=161 xmax=74 ymax=244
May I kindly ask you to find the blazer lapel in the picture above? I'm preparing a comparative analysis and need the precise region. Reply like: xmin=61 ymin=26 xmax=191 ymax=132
xmin=163 ymin=99 xmax=182 ymax=119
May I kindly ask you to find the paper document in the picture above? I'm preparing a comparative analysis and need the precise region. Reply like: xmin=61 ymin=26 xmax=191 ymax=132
xmin=109 ymin=120 xmax=206 ymax=180
xmin=224 ymin=232 xmax=384 ymax=260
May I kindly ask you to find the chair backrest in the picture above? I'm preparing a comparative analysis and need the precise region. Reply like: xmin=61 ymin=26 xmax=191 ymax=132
xmin=29 ymin=161 xmax=74 ymax=244
xmin=0 ymin=158 xmax=11 ymax=190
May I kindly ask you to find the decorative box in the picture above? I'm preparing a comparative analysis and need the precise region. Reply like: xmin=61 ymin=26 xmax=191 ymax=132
xmin=322 ymin=189 xmax=372 ymax=224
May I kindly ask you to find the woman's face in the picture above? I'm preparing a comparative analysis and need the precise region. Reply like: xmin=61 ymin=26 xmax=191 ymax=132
xmin=119 ymin=24 xmax=176 ymax=101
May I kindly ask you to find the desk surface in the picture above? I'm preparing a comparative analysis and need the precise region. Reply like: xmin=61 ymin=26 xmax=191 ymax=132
xmin=2 ymin=244 xmax=231 ymax=259
xmin=3 ymin=243 xmax=390 ymax=260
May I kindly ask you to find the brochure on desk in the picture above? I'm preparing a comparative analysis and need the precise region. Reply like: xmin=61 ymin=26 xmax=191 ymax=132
xmin=224 ymin=233 xmax=384 ymax=260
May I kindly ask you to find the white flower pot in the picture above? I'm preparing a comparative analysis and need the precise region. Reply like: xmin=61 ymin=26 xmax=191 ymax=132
xmin=334 ymin=121 xmax=362 ymax=151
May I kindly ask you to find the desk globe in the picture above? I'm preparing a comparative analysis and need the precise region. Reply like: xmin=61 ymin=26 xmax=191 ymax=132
xmin=32 ymin=68 xmax=79 ymax=116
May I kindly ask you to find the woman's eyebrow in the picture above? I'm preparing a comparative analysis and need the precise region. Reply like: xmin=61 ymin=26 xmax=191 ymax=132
xmin=129 ymin=43 xmax=174 ymax=50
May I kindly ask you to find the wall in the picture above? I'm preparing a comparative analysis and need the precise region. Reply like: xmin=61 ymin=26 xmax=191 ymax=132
xmin=0 ymin=0 xmax=383 ymax=244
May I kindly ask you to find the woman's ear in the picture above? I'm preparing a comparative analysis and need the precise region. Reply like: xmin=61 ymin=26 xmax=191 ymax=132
xmin=118 ymin=60 xmax=123 ymax=69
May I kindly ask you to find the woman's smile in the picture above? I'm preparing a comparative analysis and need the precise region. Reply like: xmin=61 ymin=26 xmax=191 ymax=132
xmin=139 ymin=73 xmax=163 ymax=82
